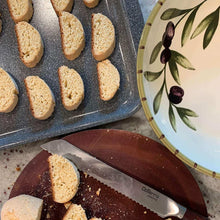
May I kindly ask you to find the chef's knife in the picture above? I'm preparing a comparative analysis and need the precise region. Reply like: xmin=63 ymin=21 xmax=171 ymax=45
xmin=41 ymin=140 xmax=207 ymax=220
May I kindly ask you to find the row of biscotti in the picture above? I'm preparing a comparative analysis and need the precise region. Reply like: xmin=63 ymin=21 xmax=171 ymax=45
xmin=0 ymin=60 xmax=120 ymax=119
xmin=13 ymin=12 xmax=115 ymax=68
xmin=1 ymin=154 xmax=102 ymax=220
xmin=7 ymin=0 xmax=100 ymax=23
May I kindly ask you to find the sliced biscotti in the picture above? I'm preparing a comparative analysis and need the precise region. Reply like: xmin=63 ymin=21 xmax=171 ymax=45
xmin=58 ymin=66 xmax=84 ymax=111
xmin=0 ymin=68 xmax=19 ymax=113
xmin=1 ymin=195 xmax=43 ymax=220
xmin=15 ymin=21 xmax=44 ymax=68
xmin=59 ymin=12 xmax=85 ymax=60
xmin=83 ymin=0 xmax=99 ymax=8
xmin=7 ymin=0 xmax=33 ymax=23
xmin=90 ymin=218 xmax=102 ymax=220
xmin=92 ymin=13 xmax=115 ymax=61
xmin=97 ymin=59 xmax=120 ymax=101
xmin=63 ymin=204 xmax=87 ymax=220
xmin=48 ymin=154 xmax=80 ymax=203
xmin=24 ymin=76 xmax=55 ymax=120
xmin=50 ymin=0 xmax=74 ymax=15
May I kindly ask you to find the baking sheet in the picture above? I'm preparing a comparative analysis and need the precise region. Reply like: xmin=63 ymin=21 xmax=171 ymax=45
xmin=0 ymin=0 xmax=144 ymax=148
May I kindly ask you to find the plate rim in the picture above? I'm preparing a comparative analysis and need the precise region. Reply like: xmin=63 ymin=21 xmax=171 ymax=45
xmin=136 ymin=0 xmax=220 ymax=179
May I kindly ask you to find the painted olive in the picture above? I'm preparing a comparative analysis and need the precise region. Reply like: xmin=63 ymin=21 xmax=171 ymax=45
xmin=160 ymin=49 xmax=171 ymax=64
xmin=168 ymin=86 xmax=184 ymax=104
xmin=162 ymin=32 xmax=172 ymax=48
xmin=165 ymin=21 xmax=175 ymax=40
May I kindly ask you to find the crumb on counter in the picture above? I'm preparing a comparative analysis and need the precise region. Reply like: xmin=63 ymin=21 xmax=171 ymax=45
xmin=96 ymin=188 xmax=101 ymax=196
xmin=64 ymin=201 xmax=72 ymax=209
xmin=16 ymin=167 xmax=21 ymax=171
xmin=144 ymin=211 xmax=147 ymax=214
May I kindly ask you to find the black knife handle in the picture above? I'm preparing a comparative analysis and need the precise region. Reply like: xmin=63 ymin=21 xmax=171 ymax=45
xmin=183 ymin=209 xmax=209 ymax=220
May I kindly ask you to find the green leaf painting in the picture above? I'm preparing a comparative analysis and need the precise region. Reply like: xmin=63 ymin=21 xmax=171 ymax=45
xmin=191 ymin=10 xmax=216 ymax=39
xmin=171 ymin=51 xmax=195 ymax=70
xmin=150 ymin=41 xmax=162 ymax=64
xmin=181 ymin=8 xmax=199 ymax=46
xmin=176 ymin=107 xmax=198 ymax=117
xmin=161 ymin=8 xmax=190 ymax=20
xmin=176 ymin=107 xmax=197 ymax=131
xmin=153 ymin=83 xmax=164 ymax=114
xmin=168 ymin=58 xmax=180 ymax=85
xmin=169 ymin=104 xmax=176 ymax=132
xmin=203 ymin=11 xmax=219 ymax=49
xmin=144 ymin=70 xmax=163 ymax=82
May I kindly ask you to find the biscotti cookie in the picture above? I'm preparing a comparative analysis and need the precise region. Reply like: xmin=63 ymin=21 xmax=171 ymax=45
xmin=1 ymin=195 xmax=43 ymax=220
xmin=97 ymin=59 xmax=120 ymax=101
xmin=15 ymin=21 xmax=44 ymax=68
xmin=63 ymin=204 xmax=87 ymax=220
xmin=58 ymin=66 xmax=84 ymax=111
xmin=0 ymin=68 xmax=19 ymax=113
xmin=48 ymin=154 xmax=80 ymax=203
xmin=92 ymin=13 xmax=115 ymax=61
xmin=7 ymin=0 xmax=33 ymax=23
xmin=83 ymin=0 xmax=99 ymax=8
xmin=50 ymin=0 xmax=74 ymax=15
xmin=90 ymin=218 xmax=102 ymax=220
xmin=24 ymin=76 xmax=55 ymax=120
xmin=59 ymin=12 xmax=85 ymax=60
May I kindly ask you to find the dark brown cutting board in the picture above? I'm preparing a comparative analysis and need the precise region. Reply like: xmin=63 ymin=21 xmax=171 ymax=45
xmin=10 ymin=129 xmax=207 ymax=219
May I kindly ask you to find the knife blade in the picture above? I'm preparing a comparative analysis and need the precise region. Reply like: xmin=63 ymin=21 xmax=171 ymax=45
xmin=41 ymin=139 xmax=207 ymax=219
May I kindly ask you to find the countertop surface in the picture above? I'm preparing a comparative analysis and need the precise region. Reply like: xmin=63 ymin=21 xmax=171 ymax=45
xmin=0 ymin=0 xmax=220 ymax=219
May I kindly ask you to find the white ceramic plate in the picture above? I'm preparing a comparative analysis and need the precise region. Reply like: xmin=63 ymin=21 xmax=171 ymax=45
xmin=137 ymin=0 xmax=220 ymax=178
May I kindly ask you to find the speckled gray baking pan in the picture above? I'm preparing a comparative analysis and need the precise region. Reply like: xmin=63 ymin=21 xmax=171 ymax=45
xmin=0 ymin=0 xmax=144 ymax=149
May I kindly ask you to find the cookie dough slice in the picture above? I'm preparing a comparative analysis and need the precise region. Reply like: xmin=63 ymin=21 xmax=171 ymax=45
xmin=97 ymin=59 xmax=120 ymax=101
xmin=92 ymin=13 xmax=115 ymax=61
xmin=83 ymin=0 xmax=99 ymax=8
xmin=0 ymin=68 xmax=19 ymax=113
xmin=1 ymin=195 xmax=43 ymax=220
xmin=59 ymin=11 xmax=85 ymax=60
xmin=58 ymin=66 xmax=84 ymax=111
xmin=15 ymin=21 xmax=44 ymax=68
xmin=50 ymin=0 xmax=74 ymax=15
xmin=63 ymin=204 xmax=87 ymax=220
xmin=24 ymin=76 xmax=55 ymax=120
xmin=7 ymin=0 xmax=33 ymax=23
xmin=48 ymin=154 xmax=80 ymax=203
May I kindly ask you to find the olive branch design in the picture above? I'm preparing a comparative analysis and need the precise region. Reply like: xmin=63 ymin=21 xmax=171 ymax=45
xmin=144 ymin=0 xmax=220 ymax=131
